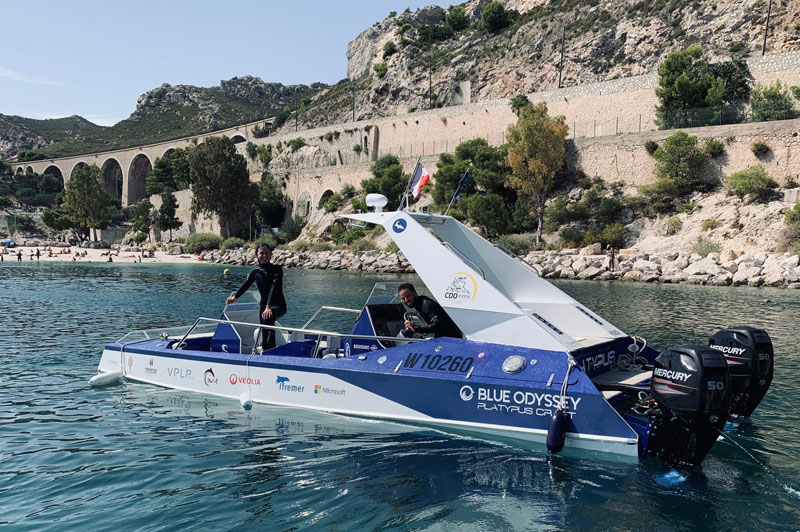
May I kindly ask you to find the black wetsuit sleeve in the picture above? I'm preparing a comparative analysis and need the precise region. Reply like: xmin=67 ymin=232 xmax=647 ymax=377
xmin=415 ymin=298 xmax=445 ymax=335
xmin=233 ymin=269 xmax=257 ymax=299
xmin=268 ymin=266 xmax=286 ymax=318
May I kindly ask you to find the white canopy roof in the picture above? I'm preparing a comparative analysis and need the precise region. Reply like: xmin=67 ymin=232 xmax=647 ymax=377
xmin=341 ymin=210 xmax=626 ymax=352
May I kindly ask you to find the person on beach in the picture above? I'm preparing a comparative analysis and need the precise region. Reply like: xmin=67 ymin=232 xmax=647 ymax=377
xmin=226 ymin=243 xmax=286 ymax=352
xmin=398 ymin=283 xmax=462 ymax=339
xmin=607 ymin=245 xmax=616 ymax=272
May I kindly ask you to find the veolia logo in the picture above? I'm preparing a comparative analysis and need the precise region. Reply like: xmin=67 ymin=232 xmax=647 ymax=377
xmin=460 ymin=385 xmax=474 ymax=401
xmin=392 ymin=218 xmax=407 ymax=233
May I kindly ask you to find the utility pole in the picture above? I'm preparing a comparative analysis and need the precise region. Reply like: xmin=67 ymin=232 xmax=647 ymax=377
xmin=352 ymin=80 xmax=355 ymax=122
xmin=429 ymin=56 xmax=433 ymax=109
xmin=762 ymin=0 xmax=773 ymax=56
xmin=558 ymin=25 xmax=565 ymax=88
xmin=294 ymin=94 xmax=298 ymax=132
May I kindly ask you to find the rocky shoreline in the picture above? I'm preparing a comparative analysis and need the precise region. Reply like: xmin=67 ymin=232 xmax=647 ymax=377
xmin=202 ymin=245 xmax=800 ymax=289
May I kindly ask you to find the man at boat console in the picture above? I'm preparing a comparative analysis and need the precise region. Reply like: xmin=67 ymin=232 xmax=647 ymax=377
xmin=226 ymin=243 xmax=286 ymax=351
xmin=398 ymin=283 xmax=462 ymax=339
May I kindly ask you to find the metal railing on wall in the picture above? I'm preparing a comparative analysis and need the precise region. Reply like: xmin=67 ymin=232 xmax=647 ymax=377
xmin=246 ymin=103 xmax=798 ymax=173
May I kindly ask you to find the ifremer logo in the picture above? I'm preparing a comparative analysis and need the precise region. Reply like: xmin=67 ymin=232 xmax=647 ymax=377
xmin=460 ymin=385 xmax=474 ymax=401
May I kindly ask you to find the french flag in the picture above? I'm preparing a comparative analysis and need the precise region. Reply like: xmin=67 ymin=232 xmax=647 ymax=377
xmin=409 ymin=162 xmax=430 ymax=199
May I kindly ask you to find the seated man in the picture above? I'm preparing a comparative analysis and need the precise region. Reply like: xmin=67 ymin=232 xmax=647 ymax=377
xmin=398 ymin=282 xmax=462 ymax=339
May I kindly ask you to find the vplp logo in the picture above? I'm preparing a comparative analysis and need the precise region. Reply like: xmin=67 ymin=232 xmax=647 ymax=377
xmin=460 ymin=385 xmax=474 ymax=401
xmin=392 ymin=218 xmax=407 ymax=233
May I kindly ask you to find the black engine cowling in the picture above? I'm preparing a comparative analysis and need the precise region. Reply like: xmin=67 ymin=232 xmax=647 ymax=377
xmin=646 ymin=345 xmax=730 ymax=466
xmin=709 ymin=326 xmax=773 ymax=419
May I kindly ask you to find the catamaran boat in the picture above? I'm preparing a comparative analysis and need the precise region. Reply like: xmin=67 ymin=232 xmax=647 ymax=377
xmin=93 ymin=196 xmax=774 ymax=466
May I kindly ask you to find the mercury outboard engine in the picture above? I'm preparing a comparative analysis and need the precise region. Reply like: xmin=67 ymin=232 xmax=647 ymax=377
xmin=646 ymin=346 xmax=730 ymax=466
xmin=709 ymin=326 xmax=773 ymax=419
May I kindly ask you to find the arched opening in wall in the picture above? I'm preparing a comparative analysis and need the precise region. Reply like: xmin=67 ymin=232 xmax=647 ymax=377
xmin=317 ymin=189 xmax=334 ymax=211
xmin=296 ymin=191 xmax=312 ymax=218
xmin=43 ymin=165 xmax=65 ymax=191
xmin=16 ymin=167 xmax=24 ymax=175
xmin=70 ymin=162 xmax=89 ymax=181
xmin=127 ymin=153 xmax=152 ymax=207
xmin=161 ymin=147 xmax=175 ymax=159
xmin=100 ymin=158 xmax=123 ymax=204
xmin=231 ymin=134 xmax=246 ymax=144
xmin=25 ymin=166 xmax=34 ymax=174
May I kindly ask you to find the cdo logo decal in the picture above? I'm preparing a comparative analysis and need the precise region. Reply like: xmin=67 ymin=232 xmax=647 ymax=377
xmin=444 ymin=272 xmax=477 ymax=302
xmin=460 ymin=385 xmax=474 ymax=401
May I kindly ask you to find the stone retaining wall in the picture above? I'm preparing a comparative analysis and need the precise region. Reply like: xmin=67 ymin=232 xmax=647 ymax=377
xmin=200 ymin=246 xmax=800 ymax=289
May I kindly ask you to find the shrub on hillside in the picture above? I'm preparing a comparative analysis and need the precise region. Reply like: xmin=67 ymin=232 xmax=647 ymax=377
xmin=496 ymin=234 xmax=534 ymax=256
xmin=691 ymin=237 xmax=721 ymax=257
xmin=184 ymin=233 xmax=223 ymax=253
xmin=350 ymin=238 xmax=377 ymax=252
xmin=704 ymin=138 xmax=725 ymax=158
xmin=600 ymin=223 xmax=627 ymax=249
xmin=644 ymin=140 xmax=659 ymax=155
xmin=666 ymin=216 xmax=682 ymax=235
xmin=221 ymin=237 xmax=246 ymax=251
xmin=701 ymin=218 xmax=722 ymax=231
xmin=751 ymin=142 xmax=771 ymax=158
xmin=309 ymin=242 xmax=333 ymax=252
xmin=373 ymin=63 xmax=388 ymax=78
xmin=288 ymin=138 xmax=306 ymax=152
xmin=727 ymin=165 xmax=777 ymax=200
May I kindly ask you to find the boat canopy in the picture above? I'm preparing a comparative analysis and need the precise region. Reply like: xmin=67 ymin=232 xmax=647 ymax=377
xmin=340 ymin=211 xmax=626 ymax=352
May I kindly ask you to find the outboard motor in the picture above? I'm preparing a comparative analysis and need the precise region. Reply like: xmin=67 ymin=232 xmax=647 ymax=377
xmin=709 ymin=326 xmax=773 ymax=419
xmin=646 ymin=346 xmax=730 ymax=466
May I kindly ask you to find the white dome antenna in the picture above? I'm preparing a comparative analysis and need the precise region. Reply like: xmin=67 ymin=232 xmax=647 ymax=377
xmin=365 ymin=193 xmax=388 ymax=213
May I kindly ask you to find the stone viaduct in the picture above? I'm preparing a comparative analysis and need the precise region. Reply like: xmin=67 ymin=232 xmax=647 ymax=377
xmin=10 ymin=50 xmax=800 ymax=228
xmin=8 ymin=118 xmax=272 ymax=207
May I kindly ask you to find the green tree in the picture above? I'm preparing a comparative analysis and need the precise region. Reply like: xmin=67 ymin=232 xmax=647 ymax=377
xmin=146 ymin=148 xmax=191 ymax=196
xmin=639 ymin=131 xmax=709 ymax=211
xmin=189 ymin=136 xmax=255 ymax=238
xmin=481 ymin=1 xmax=511 ymax=31
xmin=750 ymin=80 xmax=796 ymax=122
xmin=506 ymin=103 xmax=568 ymax=244
xmin=446 ymin=5 xmax=469 ymax=31
xmin=510 ymin=94 xmax=530 ymax=115
xmin=0 ymin=158 xmax=10 ymax=176
xmin=467 ymin=193 xmax=511 ymax=237
xmin=61 ymin=164 xmax=114 ymax=241
xmin=41 ymin=206 xmax=73 ymax=232
xmin=156 ymin=193 xmax=182 ymax=241
xmin=129 ymin=199 xmax=154 ymax=236
xmin=254 ymin=173 xmax=285 ymax=228
xmin=361 ymin=155 xmax=408 ymax=210
xmin=655 ymin=45 xmax=753 ymax=128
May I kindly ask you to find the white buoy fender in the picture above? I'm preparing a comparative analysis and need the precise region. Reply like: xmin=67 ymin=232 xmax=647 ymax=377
xmin=223 ymin=269 xmax=231 ymax=276
xmin=89 ymin=371 xmax=122 ymax=387
xmin=240 ymin=393 xmax=253 ymax=410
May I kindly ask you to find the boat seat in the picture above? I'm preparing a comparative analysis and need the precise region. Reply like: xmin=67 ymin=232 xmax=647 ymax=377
xmin=366 ymin=303 xmax=407 ymax=337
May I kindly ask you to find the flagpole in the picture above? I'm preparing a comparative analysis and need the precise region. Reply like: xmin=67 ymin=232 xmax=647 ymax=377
xmin=444 ymin=169 xmax=470 ymax=216
xmin=403 ymin=157 xmax=422 ymax=211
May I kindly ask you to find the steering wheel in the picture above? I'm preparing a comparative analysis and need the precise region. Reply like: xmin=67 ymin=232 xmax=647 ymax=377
xmin=399 ymin=312 xmax=425 ymax=339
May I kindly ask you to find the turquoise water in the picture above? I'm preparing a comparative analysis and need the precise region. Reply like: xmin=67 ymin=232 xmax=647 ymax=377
xmin=1 ymin=262 xmax=799 ymax=531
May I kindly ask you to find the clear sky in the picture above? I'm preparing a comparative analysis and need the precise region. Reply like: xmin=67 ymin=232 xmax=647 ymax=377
xmin=1 ymin=0 xmax=457 ymax=126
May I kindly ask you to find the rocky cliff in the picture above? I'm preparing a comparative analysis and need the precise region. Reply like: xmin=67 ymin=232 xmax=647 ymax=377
xmin=292 ymin=0 xmax=800 ymax=131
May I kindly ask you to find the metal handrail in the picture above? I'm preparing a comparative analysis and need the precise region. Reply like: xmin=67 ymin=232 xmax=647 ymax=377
xmin=173 ymin=316 xmax=426 ymax=356
xmin=493 ymin=243 xmax=541 ymax=276
xmin=442 ymin=242 xmax=486 ymax=279
xmin=301 ymin=305 xmax=361 ymax=329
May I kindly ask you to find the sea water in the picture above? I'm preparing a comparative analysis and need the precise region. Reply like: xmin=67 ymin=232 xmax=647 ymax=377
xmin=1 ymin=262 xmax=798 ymax=531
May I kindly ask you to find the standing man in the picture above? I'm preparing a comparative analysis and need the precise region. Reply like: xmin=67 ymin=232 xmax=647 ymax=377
xmin=226 ymin=243 xmax=287 ymax=352
xmin=397 ymin=282 xmax=462 ymax=339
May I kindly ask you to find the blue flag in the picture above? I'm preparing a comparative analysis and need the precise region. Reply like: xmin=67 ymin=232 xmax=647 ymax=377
xmin=452 ymin=170 xmax=472 ymax=202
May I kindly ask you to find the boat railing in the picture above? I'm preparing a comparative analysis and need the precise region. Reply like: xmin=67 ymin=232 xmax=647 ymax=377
xmin=117 ymin=323 xmax=218 ymax=344
xmin=301 ymin=305 xmax=361 ymax=329
xmin=442 ymin=242 xmax=487 ymax=279
xmin=493 ymin=243 xmax=541 ymax=276
xmin=174 ymin=316 xmax=426 ymax=357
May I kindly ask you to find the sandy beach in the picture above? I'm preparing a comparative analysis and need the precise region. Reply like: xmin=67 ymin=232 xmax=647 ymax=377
xmin=0 ymin=246 xmax=202 ymax=265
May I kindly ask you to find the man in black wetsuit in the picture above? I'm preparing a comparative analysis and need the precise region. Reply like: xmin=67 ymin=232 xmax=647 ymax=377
xmin=398 ymin=282 xmax=462 ymax=339
xmin=226 ymin=243 xmax=287 ymax=351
